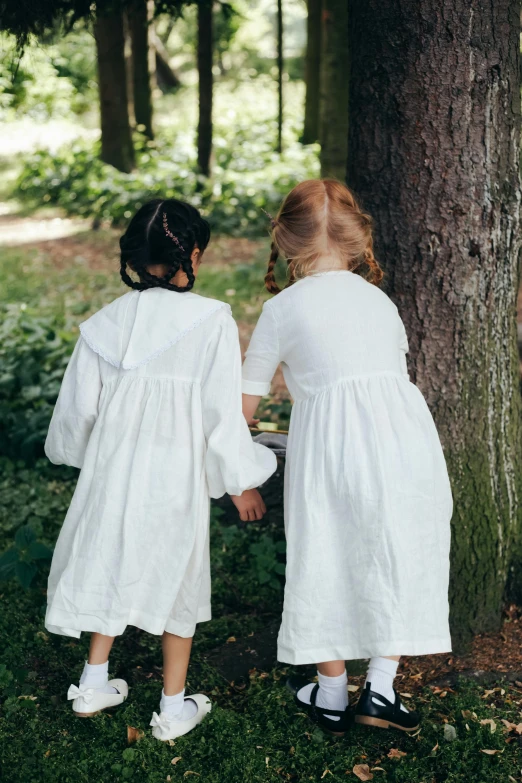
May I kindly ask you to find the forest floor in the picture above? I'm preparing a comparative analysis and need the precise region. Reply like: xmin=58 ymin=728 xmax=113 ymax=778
xmin=1 ymin=205 xmax=522 ymax=782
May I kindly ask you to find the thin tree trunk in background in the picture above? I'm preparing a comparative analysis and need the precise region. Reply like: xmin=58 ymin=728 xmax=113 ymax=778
xmin=319 ymin=0 xmax=349 ymax=179
xmin=302 ymin=0 xmax=322 ymax=144
xmin=276 ymin=0 xmax=283 ymax=153
xmin=94 ymin=8 xmax=135 ymax=172
xmin=348 ymin=0 xmax=522 ymax=650
xmin=123 ymin=11 xmax=135 ymax=127
xmin=128 ymin=0 xmax=156 ymax=139
xmin=197 ymin=0 xmax=213 ymax=176
xmin=153 ymin=31 xmax=181 ymax=92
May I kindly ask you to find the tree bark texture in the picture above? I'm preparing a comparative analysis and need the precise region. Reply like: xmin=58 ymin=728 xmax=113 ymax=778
xmin=197 ymin=0 xmax=213 ymax=176
xmin=347 ymin=0 xmax=522 ymax=649
xmin=128 ymin=0 xmax=156 ymax=139
xmin=319 ymin=0 xmax=349 ymax=179
xmin=302 ymin=0 xmax=322 ymax=144
xmin=94 ymin=8 xmax=135 ymax=173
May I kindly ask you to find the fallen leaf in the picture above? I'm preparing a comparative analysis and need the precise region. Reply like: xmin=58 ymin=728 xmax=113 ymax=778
xmin=167 ymin=777 xmax=171 ymax=782
xmin=461 ymin=710 xmax=472 ymax=719
xmin=480 ymin=719 xmax=497 ymax=733
xmin=127 ymin=726 xmax=144 ymax=744
xmin=18 ymin=695 xmax=37 ymax=701
xmin=353 ymin=764 xmax=373 ymax=781
xmin=501 ymin=719 xmax=522 ymax=734
xmin=443 ymin=724 xmax=457 ymax=742
xmin=44 ymin=750 xmax=51 ymax=758
xmin=167 ymin=739 xmax=175 ymax=746
xmin=431 ymin=743 xmax=439 ymax=753
xmin=347 ymin=684 xmax=360 ymax=692
xmin=480 ymin=749 xmax=502 ymax=755
xmin=515 ymin=681 xmax=522 ymax=688
xmin=321 ymin=771 xmax=332 ymax=779
xmin=171 ymin=757 xmax=182 ymax=765
xmin=183 ymin=773 xmax=200 ymax=778
xmin=387 ymin=748 xmax=407 ymax=759
xmin=482 ymin=689 xmax=498 ymax=699
xmin=399 ymin=693 xmax=413 ymax=699
xmin=226 ymin=636 xmax=236 ymax=643
xmin=410 ymin=672 xmax=423 ymax=680
xmin=370 ymin=768 xmax=385 ymax=772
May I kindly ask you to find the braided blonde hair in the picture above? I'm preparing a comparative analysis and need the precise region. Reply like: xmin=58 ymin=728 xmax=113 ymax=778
xmin=264 ymin=179 xmax=383 ymax=294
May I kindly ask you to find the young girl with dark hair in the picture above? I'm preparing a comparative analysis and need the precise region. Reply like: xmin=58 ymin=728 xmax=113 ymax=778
xmin=44 ymin=198 xmax=276 ymax=739
xmin=242 ymin=180 xmax=452 ymax=736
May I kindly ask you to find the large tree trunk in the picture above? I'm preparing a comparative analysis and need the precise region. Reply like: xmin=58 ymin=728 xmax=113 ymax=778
xmin=319 ymin=0 xmax=349 ymax=179
xmin=128 ymin=0 xmax=156 ymax=139
xmin=302 ymin=0 xmax=322 ymax=145
xmin=94 ymin=8 xmax=135 ymax=173
xmin=348 ymin=0 xmax=522 ymax=650
xmin=197 ymin=0 xmax=213 ymax=177
xmin=276 ymin=0 xmax=283 ymax=153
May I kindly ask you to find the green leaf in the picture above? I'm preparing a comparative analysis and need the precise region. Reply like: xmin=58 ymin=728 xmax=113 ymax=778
xmin=15 ymin=560 xmax=37 ymax=588
xmin=14 ymin=525 xmax=36 ymax=549
xmin=0 ymin=548 xmax=18 ymax=581
xmin=27 ymin=541 xmax=53 ymax=560
xmin=121 ymin=748 xmax=135 ymax=762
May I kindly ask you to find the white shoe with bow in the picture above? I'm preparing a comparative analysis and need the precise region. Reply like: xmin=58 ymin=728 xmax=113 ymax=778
xmin=67 ymin=679 xmax=129 ymax=717
xmin=150 ymin=694 xmax=212 ymax=740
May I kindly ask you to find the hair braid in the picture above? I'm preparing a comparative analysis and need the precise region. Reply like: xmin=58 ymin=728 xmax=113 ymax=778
xmin=119 ymin=199 xmax=210 ymax=293
xmin=264 ymin=242 xmax=282 ymax=294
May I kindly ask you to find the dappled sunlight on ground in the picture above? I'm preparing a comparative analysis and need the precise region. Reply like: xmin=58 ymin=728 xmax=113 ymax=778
xmin=0 ymin=206 xmax=90 ymax=246
xmin=0 ymin=118 xmax=98 ymax=157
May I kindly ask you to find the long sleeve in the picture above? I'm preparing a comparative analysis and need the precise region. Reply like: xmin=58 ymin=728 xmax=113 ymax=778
xmin=399 ymin=317 xmax=409 ymax=379
xmin=202 ymin=312 xmax=277 ymax=499
xmin=44 ymin=337 xmax=102 ymax=469
xmin=241 ymin=302 xmax=281 ymax=396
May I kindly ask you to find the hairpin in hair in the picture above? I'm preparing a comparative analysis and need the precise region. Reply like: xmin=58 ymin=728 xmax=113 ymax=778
xmin=162 ymin=212 xmax=185 ymax=252
xmin=262 ymin=208 xmax=278 ymax=229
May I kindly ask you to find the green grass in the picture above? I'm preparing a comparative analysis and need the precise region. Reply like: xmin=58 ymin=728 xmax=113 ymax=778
xmin=1 ymin=572 xmax=522 ymax=783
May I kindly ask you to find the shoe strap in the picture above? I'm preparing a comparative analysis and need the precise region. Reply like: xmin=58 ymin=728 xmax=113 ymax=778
xmin=309 ymin=683 xmax=348 ymax=719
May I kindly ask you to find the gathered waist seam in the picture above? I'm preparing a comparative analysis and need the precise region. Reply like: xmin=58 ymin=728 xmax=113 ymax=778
xmin=102 ymin=375 xmax=201 ymax=390
xmin=292 ymin=371 xmax=408 ymax=402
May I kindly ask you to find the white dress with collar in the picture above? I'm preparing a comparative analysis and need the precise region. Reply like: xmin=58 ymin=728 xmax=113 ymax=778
xmin=242 ymin=271 xmax=452 ymax=664
xmin=45 ymin=288 xmax=276 ymax=639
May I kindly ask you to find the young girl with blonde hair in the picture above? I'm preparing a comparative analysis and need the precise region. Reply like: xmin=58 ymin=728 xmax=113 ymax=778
xmin=242 ymin=180 xmax=452 ymax=735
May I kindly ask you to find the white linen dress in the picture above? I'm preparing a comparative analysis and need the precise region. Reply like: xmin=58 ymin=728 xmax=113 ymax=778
xmin=44 ymin=288 xmax=276 ymax=639
xmin=242 ymin=270 xmax=452 ymax=664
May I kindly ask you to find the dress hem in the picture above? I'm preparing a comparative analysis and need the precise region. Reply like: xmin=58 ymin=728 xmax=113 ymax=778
xmin=277 ymin=637 xmax=452 ymax=665
xmin=45 ymin=605 xmax=212 ymax=640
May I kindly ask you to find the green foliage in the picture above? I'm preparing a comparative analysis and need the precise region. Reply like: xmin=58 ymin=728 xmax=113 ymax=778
xmin=0 ymin=524 xmax=53 ymax=588
xmin=249 ymin=533 xmax=286 ymax=589
xmin=0 ymin=30 xmax=96 ymax=121
xmin=0 ymin=307 xmax=74 ymax=461
xmin=15 ymin=116 xmax=319 ymax=236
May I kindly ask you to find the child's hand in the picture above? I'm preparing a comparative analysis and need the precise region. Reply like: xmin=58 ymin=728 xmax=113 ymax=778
xmin=230 ymin=489 xmax=267 ymax=522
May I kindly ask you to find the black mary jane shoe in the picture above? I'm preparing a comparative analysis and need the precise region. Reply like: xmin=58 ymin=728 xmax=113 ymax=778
xmin=286 ymin=675 xmax=350 ymax=736
xmin=354 ymin=682 xmax=420 ymax=732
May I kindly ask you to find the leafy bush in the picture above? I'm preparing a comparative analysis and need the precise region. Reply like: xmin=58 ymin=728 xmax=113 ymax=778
xmin=0 ymin=524 xmax=53 ymax=588
xmin=0 ymin=307 xmax=74 ymax=461
xmin=15 ymin=120 xmax=319 ymax=236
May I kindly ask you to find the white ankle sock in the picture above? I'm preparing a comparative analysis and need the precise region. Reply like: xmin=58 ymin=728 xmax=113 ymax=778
xmin=297 ymin=670 xmax=348 ymax=722
xmin=365 ymin=657 xmax=408 ymax=713
xmin=80 ymin=660 xmax=117 ymax=694
xmin=160 ymin=688 xmax=198 ymax=721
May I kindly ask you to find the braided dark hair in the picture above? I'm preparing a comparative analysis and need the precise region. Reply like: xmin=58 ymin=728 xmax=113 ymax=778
xmin=119 ymin=198 xmax=211 ymax=292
